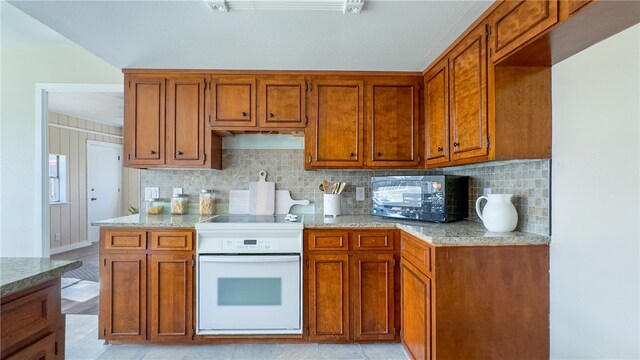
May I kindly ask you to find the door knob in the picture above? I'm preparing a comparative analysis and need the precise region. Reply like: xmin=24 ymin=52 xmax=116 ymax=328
xmin=150 ymin=150 xmax=156 ymax=154
xmin=453 ymin=142 xmax=460 ymax=147
xmin=177 ymin=151 xmax=183 ymax=156
xmin=241 ymin=112 xmax=247 ymax=117
xmin=91 ymin=197 xmax=97 ymax=201
xmin=437 ymin=147 xmax=443 ymax=152
xmin=268 ymin=113 xmax=274 ymax=118
xmin=350 ymin=152 xmax=357 ymax=157
xmin=376 ymin=152 xmax=383 ymax=157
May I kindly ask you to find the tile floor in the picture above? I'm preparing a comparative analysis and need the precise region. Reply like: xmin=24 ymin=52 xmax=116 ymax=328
xmin=65 ymin=315 xmax=409 ymax=360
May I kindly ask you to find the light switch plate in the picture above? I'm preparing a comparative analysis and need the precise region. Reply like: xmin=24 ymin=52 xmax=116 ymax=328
xmin=173 ymin=187 xmax=183 ymax=195
xmin=356 ymin=187 xmax=365 ymax=201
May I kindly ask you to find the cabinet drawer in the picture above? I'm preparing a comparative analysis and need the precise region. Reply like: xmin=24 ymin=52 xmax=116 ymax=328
xmin=103 ymin=230 xmax=146 ymax=250
xmin=1 ymin=284 xmax=60 ymax=351
xmin=150 ymin=231 xmax=193 ymax=251
xmin=306 ymin=230 xmax=349 ymax=251
xmin=352 ymin=230 xmax=395 ymax=251
xmin=401 ymin=232 xmax=432 ymax=276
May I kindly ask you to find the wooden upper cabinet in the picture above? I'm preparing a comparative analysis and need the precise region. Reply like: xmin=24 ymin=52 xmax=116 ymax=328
xmin=166 ymin=77 xmax=206 ymax=166
xmin=424 ymin=59 xmax=450 ymax=166
xmin=559 ymin=0 xmax=591 ymax=20
xmin=209 ymin=77 xmax=256 ymax=128
xmin=490 ymin=0 xmax=559 ymax=62
xmin=306 ymin=79 xmax=364 ymax=169
xmin=258 ymin=78 xmax=306 ymax=128
xmin=124 ymin=76 xmax=165 ymax=166
xmin=449 ymin=24 xmax=488 ymax=161
xmin=366 ymin=79 xmax=420 ymax=167
xmin=149 ymin=253 xmax=193 ymax=342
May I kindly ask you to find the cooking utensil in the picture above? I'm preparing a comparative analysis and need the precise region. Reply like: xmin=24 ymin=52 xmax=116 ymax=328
xmin=332 ymin=183 xmax=338 ymax=194
xmin=337 ymin=182 xmax=346 ymax=194
xmin=249 ymin=170 xmax=275 ymax=215
xmin=275 ymin=190 xmax=310 ymax=214
xmin=322 ymin=180 xmax=330 ymax=194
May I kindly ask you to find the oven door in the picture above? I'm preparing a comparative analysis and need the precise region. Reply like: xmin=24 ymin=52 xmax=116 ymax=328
xmin=197 ymin=254 xmax=301 ymax=334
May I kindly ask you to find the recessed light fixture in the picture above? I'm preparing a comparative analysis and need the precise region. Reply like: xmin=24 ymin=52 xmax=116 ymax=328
xmin=207 ymin=0 xmax=364 ymax=14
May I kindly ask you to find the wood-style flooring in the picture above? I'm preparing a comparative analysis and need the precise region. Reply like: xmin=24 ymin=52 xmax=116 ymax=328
xmin=52 ymin=243 xmax=99 ymax=315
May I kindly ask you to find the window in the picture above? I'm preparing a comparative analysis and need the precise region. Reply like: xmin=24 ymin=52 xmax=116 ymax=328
xmin=49 ymin=154 xmax=67 ymax=203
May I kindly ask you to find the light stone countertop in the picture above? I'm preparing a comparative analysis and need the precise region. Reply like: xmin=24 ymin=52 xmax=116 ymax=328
xmin=0 ymin=258 xmax=82 ymax=296
xmin=94 ymin=213 xmax=549 ymax=246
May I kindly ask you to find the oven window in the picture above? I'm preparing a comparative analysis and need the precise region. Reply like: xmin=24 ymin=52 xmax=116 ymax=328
xmin=218 ymin=278 xmax=282 ymax=306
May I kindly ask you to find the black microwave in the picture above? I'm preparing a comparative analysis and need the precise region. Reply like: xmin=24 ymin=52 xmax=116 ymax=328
xmin=370 ymin=175 xmax=468 ymax=223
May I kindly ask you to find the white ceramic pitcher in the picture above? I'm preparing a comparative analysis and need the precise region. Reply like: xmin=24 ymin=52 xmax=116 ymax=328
xmin=475 ymin=194 xmax=518 ymax=232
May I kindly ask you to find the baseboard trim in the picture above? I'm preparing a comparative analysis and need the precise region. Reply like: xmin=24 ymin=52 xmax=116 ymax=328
xmin=50 ymin=240 xmax=92 ymax=255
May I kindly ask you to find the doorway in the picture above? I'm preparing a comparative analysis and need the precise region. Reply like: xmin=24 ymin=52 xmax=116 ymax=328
xmin=87 ymin=141 xmax=122 ymax=242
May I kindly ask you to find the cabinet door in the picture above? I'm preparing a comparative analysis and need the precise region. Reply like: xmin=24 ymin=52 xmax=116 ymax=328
xmin=166 ymin=77 xmax=206 ymax=166
xmin=449 ymin=24 xmax=489 ymax=161
xmin=491 ymin=0 xmax=559 ymax=61
xmin=209 ymin=77 xmax=256 ymax=128
xmin=424 ymin=59 xmax=450 ymax=166
xmin=149 ymin=254 xmax=193 ymax=342
xmin=351 ymin=254 xmax=395 ymax=341
xmin=124 ymin=76 xmax=165 ymax=166
xmin=307 ymin=254 xmax=350 ymax=341
xmin=366 ymin=79 xmax=420 ymax=167
xmin=306 ymin=79 xmax=364 ymax=168
xmin=100 ymin=253 xmax=146 ymax=342
xmin=258 ymin=79 xmax=306 ymax=128
xmin=401 ymin=261 xmax=432 ymax=360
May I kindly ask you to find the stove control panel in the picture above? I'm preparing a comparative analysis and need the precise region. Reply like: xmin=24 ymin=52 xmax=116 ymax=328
xmin=221 ymin=239 xmax=277 ymax=251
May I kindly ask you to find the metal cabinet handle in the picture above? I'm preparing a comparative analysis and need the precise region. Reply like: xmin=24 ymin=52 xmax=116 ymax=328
xmin=376 ymin=152 xmax=382 ymax=157
xmin=350 ymin=152 xmax=357 ymax=157
xmin=91 ymin=197 xmax=97 ymax=201
xmin=177 ymin=151 xmax=183 ymax=156
xmin=241 ymin=112 xmax=247 ymax=117
xmin=437 ymin=147 xmax=443 ymax=152
xmin=268 ymin=113 xmax=274 ymax=118
xmin=149 ymin=150 xmax=156 ymax=154
xmin=453 ymin=142 xmax=460 ymax=147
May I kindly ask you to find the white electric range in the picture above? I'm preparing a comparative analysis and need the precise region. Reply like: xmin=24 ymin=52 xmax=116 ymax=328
xmin=195 ymin=215 xmax=303 ymax=335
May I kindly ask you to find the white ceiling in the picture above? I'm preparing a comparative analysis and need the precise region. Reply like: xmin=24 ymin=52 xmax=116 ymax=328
xmin=48 ymin=92 xmax=124 ymax=127
xmin=7 ymin=0 xmax=493 ymax=72
xmin=0 ymin=1 xmax=73 ymax=46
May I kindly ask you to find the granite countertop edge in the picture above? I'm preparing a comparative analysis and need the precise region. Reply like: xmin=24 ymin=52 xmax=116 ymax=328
xmin=0 ymin=259 xmax=82 ymax=297
xmin=93 ymin=214 xmax=549 ymax=246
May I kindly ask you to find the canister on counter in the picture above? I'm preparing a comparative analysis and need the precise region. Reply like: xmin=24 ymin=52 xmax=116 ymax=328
xmin=171 ymin=194 xmax=190 ymax=215
xmin=199 ymin=189 xmax=215 ymax=216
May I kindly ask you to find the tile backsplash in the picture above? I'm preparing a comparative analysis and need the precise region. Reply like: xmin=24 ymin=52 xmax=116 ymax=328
xmin=140 ymin=149 xmax=549 ymax=235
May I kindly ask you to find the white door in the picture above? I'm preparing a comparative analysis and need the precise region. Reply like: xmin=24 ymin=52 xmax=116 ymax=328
xmin=87 ymin=141 xmax=122 ymax=242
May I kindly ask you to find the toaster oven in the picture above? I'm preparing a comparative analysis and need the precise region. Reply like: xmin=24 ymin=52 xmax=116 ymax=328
xmin=370 ymin=175 xmax=468 ymax=222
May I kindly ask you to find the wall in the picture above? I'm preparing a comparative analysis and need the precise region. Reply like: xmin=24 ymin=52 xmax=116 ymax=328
xmin=48 ymin=112 xmax=138 ymax=254
xmin=551 ymin=24 xmax=639 ymax=359
xmin=140 ymin=149 xmax=550 ymax=235
xmin=0 ymin=36 xmax=123 ymax=256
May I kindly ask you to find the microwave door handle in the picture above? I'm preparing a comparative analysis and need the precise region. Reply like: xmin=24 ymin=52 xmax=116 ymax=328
xmin=199 ymin=255 xmax=299 ymax=263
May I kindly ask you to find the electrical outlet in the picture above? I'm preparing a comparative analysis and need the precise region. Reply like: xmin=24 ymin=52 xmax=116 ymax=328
xmin=356 ymin=187 xmax=365 ymax=201
xmin=483 ymin=188 xmax=492 ymax=196
xmin=173 ymin=187 xmax=183 ymax=195
xmin=144 ymin=187 xmax=159 ymax=200
xmin=54 ymin=233 xmax=61 ymax=241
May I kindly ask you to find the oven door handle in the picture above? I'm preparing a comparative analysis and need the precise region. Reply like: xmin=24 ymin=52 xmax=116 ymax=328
xmin=199 ymin=255 xmax=300 ymax=263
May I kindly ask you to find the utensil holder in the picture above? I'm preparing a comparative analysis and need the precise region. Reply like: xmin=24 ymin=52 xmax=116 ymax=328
xmin=323 ymin=194 xmax=341 ymax=217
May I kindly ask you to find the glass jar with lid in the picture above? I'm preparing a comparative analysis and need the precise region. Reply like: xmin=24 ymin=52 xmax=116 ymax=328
xmin=171 ymin=194 xmax=189 ymax=215
xmin=145 ymin=198 xmax=165 ymax=215
xmin=199 ymin=190 xmax=215 ymax=216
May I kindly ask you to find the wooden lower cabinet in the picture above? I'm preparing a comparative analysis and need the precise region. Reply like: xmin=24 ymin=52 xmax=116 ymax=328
xmin=149 ymin=254 xmax=193 ymax=342
xmin=401 ymin=261 xmax=431 ymax=360
xmin=100 ymin=253 xmax=147 ymax=342
xmin=307 ymin=254 xmax=350 ymax=341
xmin=351 ymin=254 xmax=395 ymax=341
xmin=99 ymin=228 xmax=194 ymax=344
xmin=400 ymin=232 xmax=549 ymax=360
xmin=305 ymin=229 xmax=397 ymax=343
xmin=1 ymin=279 xmax=65 ymax=360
